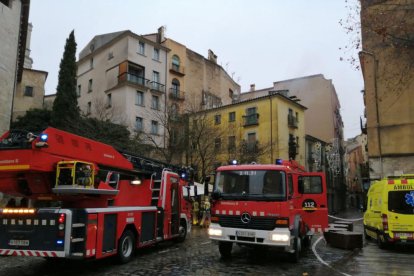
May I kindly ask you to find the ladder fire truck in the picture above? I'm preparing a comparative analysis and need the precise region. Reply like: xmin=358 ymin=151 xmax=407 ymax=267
xmin=0 ymin=127 xmax=192 ymax=263
xmin=208 ymin=159 xmax=328 ymax=262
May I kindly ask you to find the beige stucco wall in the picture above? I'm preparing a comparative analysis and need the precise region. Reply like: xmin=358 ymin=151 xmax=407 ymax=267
xmin=76 ymin=32 xmax=167 ymax=147
xmin=13 ymin=68 xmax=47 ymax=121
xmin=240 ymin=75 xmax=343 ymax=144
xmin=0 ymin=0 xmax=21 ymax=133
xmin=359 ymin=0 xmax=414 ymax=179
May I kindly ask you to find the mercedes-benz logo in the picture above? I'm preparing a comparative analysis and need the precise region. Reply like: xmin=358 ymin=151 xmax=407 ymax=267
xmin=240 ymin=212 xmax=251 ymax=224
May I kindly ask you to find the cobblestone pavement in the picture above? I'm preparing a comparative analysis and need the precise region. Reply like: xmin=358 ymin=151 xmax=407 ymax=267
xmin=1 ymin=210 xmax=413 ymax=275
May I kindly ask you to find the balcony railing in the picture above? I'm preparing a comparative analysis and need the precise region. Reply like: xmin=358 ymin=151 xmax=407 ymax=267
xmin=169 ymin=64 xmax=185 ymax=75
xmin=169 ymin=88 xmax=185 ymax=100
xmin=288 ymin=114 xmax=298 ymax=128
xmin=243 ymin=113 xmax=259 ymax=126
xmin=118 ymin=72 xmax=149 ymax=88
xmin=150 ymin=81 xmax=165 ymax=93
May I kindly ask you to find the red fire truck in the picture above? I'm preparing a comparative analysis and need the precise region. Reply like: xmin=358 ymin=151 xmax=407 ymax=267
xmin=208 ymin=159 xmax=328 ymax=261
xmin=0 ymin=127 xmax=192 ymax=263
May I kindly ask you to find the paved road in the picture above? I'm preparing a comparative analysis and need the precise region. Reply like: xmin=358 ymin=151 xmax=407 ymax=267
xmin=1 ymin=213 xmax=414 ymax=275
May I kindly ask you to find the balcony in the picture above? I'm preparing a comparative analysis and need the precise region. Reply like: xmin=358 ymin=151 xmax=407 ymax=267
xmin=150 ymin=81 xmax=165 ymax=94
xmin=169 ymin=88 xmax=185 ymax=101
xmin=243 ymin=113 xmax=259 ymax=126
xmin=169 ymin=64 xmax=185 ymax=76
xmin=288 ymin=114 xmax=298 ymax=128
xmin=118 ymin=72 xmax=150 ymax=89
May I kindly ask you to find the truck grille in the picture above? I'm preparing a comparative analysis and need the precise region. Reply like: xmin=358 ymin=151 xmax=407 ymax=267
xmin=218 ymin=215 xmax=276 ymax=230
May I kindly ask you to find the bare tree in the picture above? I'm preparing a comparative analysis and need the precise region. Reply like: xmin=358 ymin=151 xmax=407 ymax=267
xmin=139 ymin=103 xmax=187 ymax=165
xmin=185 ymin=104 xmax=225 ymax=181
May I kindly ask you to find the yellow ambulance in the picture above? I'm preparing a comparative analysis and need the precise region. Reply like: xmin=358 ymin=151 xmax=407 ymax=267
xmin=363 ymin=175 xmax=414 ymax=248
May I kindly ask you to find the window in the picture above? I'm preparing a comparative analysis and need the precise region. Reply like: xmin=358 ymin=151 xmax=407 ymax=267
xmin=299 ymin=176 xmax=323 ymax=194
xmin=138 ymin=41 xmax=145 ymax=55
xmin=171 ymin=78 xmax=180 ymax=97
xmin=24 ymin=86 xmax=33 ymax=97
xmin=106 ymin=93 xmax=112 ymax=108
xmin=77 ymin=85 xmax=81 ymax=97
xmin=214 ymin=114 xmax=221 ymax=125
xmin=152 ymin=71 xmax=160 ymax=90
xmin=229 ymin=111 xmax=235 ymax=122
xmin=214 ymin=138 xmax=221 ymax=152
xmin=296 ymin=136 xmax=300 ymax=148
xmin=247 ymin=133 xmax=257 ymax=150
xmin=151 ymin=95 xmax=159 ymax=110
xmin=244 ymin=107 xmax=258 ymax=126
xmin=108 ymin=51 xmax=114 ymax=60
xmin=136 ymin=91 xmax=144 ymax=106
xmin=172 ymin=55 xmax=180 ymax=71
xmin=88 ymin=79 xmax=93 ymax=92
xmin=229 ymin=89 xmax=234 ymax=98
xmin=288 ymin=174 xmax=294 ymax=197
xmin=151 ymin=120 xmax=159 ymax=135
xmin=228 ymin=136 xmax=236 ymax=151
xmin=135 ymin=117 xmax=143 ymax=132
xmin=90 ymin=58 xmax=94 ymax=69
xmin=153 ymin=48 xmax=160 ymax=61
xmin=87 ymin=102 xmax=91 ymax=114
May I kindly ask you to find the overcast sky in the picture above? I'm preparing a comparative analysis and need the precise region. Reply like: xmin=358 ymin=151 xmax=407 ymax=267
xmin=28 ymin=0 xmax=363 ymax=139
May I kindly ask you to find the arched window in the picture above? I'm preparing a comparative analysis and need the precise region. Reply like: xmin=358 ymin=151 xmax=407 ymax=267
xmin=171 ymin=79 xmax=180 ymax=97
xmin=172 ymin=55 xmax=180 ymax=71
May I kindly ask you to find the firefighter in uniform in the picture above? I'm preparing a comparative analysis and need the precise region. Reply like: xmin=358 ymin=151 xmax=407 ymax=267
xmin=192 ymin=198 xmax=199 ymax=225
xmin=199 ymin=196 xmax=211 ymax=228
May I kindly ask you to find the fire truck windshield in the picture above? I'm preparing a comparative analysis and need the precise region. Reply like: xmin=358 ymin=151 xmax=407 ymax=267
xmin=214 ymin=170 xmax=286 ymax=201
xmin=0 ymin=130 xmax=34 ymax=149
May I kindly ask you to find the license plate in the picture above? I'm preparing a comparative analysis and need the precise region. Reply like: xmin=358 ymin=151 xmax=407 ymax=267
xmin=395 ymin=232 xmax=413 ymax=239
xmin=236 ymin=230 xmax=255 ymax=237
xmin=9 ymin=239 xmax=29 ymax=246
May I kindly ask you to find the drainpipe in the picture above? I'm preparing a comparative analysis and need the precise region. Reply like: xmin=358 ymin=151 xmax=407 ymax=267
xmin=269 ymin=94 xmax=273 ymax=163
xmin=359 ymin=51 xmax=383 ymax=178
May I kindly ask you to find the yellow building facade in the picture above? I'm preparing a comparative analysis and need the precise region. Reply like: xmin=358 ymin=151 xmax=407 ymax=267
xmin=204 ymin=93 xmax=306 ymax=166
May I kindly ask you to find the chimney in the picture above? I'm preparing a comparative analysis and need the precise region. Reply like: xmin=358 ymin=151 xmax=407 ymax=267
xmin=250 ymin=84 xmax=255 ymax=92
xmin=208 ymin=49 xmax=217 ymax=63
xmin=157 ymin=26 xmax=165 ymax=43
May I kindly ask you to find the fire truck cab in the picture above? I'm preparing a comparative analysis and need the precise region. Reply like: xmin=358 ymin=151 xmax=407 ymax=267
xmin=0 ymin=128 xmax=192 ymax=263
xmin=208 ymin=159 xmax=328 ymax=261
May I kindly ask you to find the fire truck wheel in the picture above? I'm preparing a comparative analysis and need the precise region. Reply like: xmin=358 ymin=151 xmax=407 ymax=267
xmin=176 ymin=221 xmax=187 ymax=242
xmin=117 ymin=230 xmax=136 ymax=264
xmin=289 ymin=236 xmax=301 ymax=263
xmin=219 ymin=241 xmax=233 ymax=259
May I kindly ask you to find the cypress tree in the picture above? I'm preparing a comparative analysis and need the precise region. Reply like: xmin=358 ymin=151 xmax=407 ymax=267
xmin=51 ymin=30 xmax=79 ymax=128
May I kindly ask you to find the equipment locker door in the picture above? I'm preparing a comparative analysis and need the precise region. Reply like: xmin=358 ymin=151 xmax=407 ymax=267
xmin=170 ymin=177 xmax=180 ymax=235
xmin=294 ymin=173 xmax=328 ymax=232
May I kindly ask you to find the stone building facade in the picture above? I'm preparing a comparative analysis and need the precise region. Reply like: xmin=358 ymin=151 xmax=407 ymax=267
xmin=359 ymin=0 xmax=414 ymax=180
xmin=0 ymin=0 xmax=29 ymax=134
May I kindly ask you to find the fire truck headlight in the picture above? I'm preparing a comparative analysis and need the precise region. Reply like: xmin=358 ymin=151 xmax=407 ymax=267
xmin=271 ymin=234 xmax=289 ymax=242
xmin=208 ymin=228 xmax=223 ymax=237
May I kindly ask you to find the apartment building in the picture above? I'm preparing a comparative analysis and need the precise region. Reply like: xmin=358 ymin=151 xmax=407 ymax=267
xmin=200 ymin=93 xmax=306 ymax=167
xmin=77 ymin=30 xmax=169 ymax=147
xmin=240 ymin=75 xmax=345 ymax=212
xmin=359 ymin=0 xmax=414 ymax=180
xmin=144 ymin=27 xmax=240 ymax=115
xmin=12 ymin=23 xmax=48 ymax=121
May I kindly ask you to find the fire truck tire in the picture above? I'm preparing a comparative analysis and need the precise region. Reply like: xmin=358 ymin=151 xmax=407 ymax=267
xmin=117 ymin=230 xmax=136 ymax=264
xmin=289 ymin=236 xmax=301 ymax=263
xmin=176 ymin=220 xmax=187 ymax=242
xmin=219 ymin=241 xmax=233 ymax=259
